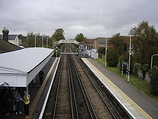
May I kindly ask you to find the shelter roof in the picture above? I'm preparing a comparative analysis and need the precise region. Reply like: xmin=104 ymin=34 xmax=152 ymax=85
xmin=0 ymin=47 xmax=53 ymax=74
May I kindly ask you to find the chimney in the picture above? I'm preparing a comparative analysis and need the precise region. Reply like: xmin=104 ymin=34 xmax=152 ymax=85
xmin=2 ymin=27 xmax=9 ymax=42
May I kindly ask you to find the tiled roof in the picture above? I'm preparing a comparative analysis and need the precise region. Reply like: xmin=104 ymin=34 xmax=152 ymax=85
xmin=85 ymin=39 xmax=95 ymax=43
xmin=0 ymin=34 xmax=19 ymax=40
xmin=0 ymin=40 xmax=21 ymax=53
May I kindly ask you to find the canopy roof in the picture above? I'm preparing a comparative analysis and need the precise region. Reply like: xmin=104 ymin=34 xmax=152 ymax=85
xmin=0 ymin=47 xmax=54 ymax=87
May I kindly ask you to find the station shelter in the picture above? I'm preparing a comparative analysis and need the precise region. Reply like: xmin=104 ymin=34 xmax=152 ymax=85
xmin=0 ymin=47 xmax=54 ymax=89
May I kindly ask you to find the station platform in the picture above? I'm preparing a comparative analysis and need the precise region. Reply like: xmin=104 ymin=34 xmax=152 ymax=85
xmin=2 ymin=57 xmax=158 ymax=119
xmin=82 ymin=58 xmax=158 ymax=119
xmin=0 ymin=57 xmax=58 ymax=119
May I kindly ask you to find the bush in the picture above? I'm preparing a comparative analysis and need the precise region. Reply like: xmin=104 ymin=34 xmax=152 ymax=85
xmin=98 ymin=53 xmax=103 ymax=58
xmin=133 ymin=63 xmax=141 ymax=77
xmin=141 ymin=64 xmax=149 ymax=80
xmin=98 ymin=47 xmax=105 ymax=54
xmin=149 ymin=66 xmax=158 ymax=95
xmin=107 ymin=49 xmax=119 ymax=67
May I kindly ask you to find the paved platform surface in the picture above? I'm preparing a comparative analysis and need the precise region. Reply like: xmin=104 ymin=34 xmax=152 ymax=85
xmin=86 ymin=58 xmax=158 ymax=119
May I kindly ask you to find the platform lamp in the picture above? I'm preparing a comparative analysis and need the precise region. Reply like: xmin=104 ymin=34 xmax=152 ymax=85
xmin=127 ymin=34 xmax=132 ymax=82
xmin=56 ymin=47 xmax=58 ymax=57
xmin=105 ymin=38 xmax=108 ymax=67
xmin=46 ymin=36 xmax=49 ymax=48
xmin=42 ymin=34 xmax=45 ymax=47
xmin=34 ymin=34 xmax=37 ymax=47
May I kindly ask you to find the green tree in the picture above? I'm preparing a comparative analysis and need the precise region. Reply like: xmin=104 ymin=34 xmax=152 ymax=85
xmin=75 ymin=33 xmax=86 ymax=42
xmin=98 ymin=47 xmax=105 ymax=54
xmin=35 ymin=33 xmax=42 ymax=47
xmin=133 ymin=63 xmax=141 ymax=77
xmin=141 ymin=64 xmax=149 ymax=80
xmin=149 ymin=66 xmax=158 ymax=95
xmin=131 ymin=21 xmax=157 ymax=66
xmin=27 ymin=31 xmax=34 ymax=47
xmin=107 ymin=48 xmax=119 ymax=67
xmin=52 ymin=28 xmax=65 ymax=41
xmin=109 ymin=33 xmax=126 ymax=55
xmin=27 ymin=32 xmax=44 ymax=47
xmin=107 ymin=33 xmax=126 ymax=67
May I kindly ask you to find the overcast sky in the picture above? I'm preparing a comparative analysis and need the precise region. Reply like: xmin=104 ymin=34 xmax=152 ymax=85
xmin=0 ymin=0 xmax=158 ymax=39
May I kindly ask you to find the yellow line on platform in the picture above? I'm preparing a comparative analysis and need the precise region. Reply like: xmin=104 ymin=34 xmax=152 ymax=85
xmin=30 ymin=58 xmax=58 ymax=117
xmin=82 ymin=58 xmax=152 ymax=119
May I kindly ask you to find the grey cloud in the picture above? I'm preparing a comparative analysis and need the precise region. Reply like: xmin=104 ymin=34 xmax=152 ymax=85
xmin=0 ymin=0 xmax=158 ymax=39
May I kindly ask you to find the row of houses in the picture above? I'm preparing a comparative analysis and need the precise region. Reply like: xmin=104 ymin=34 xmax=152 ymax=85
xmin=79 ymin=37 xmax=108 ymax=50
xmin=0 ymin=28 xmax=23 ymax=53
xmin=0 ymin=34 xmax=22 ymax=46
xmin=78 ymin=37 xmax=109 ymax=59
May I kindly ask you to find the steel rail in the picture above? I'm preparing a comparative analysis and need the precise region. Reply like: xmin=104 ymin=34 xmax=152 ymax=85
xmin=71 ymin=55 xmax=97 ymax=119
xmin=81 ymin=60 xmax=133 ymax=119
xmin=67 ymin=55 xmax=79 ymax=119
xmin=52 ymin=59 xmax=62 ymax=119
xmin=79 ymin=60 xmax=120 ymax=119
xmin=67 ymin=44 xmax=79 ymax=119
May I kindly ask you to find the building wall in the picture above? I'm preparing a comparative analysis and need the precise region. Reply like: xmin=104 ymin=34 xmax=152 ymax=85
xmin=9 ymin=35 xmax=20 ymax=46
xmin=92 ymin=37 xmax=109 ymax=49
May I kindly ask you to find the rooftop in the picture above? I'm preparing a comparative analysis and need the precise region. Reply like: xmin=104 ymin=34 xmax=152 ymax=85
xmin=0 ymin=47 xmax=54 ymax=87
xmin=0 ymin=40 xmax=21 ymax=53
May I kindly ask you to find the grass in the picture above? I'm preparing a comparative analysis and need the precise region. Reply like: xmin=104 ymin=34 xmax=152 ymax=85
xmin=96 ymin=58 xmax=158 ymax=102
xmin=96 ymin=58 xmax=105 ymax=66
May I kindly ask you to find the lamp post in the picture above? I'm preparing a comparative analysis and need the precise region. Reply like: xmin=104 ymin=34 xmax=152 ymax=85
xmin=46 ymin=36 xmax=49 ymax=48
xmin=42 ymin=35 xmax=45 ymax=47
xmin=34 ymin=34 xmax=37 ymax=47
xmin=105 ymin=38 xmax=108 ymax=67
xmin=56 ymin=49 xmax=57 ymax=57
xmin=42 ymin=35 xmax=43 ymax=47
xmin=151 ymin=54 xmax=158 ymax=69
xmin=127 ymin=34 xmax=132 ymax=82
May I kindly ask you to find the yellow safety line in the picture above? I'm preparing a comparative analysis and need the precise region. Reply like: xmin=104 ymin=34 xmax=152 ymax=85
xmin=30 ymin=58 xmax=58 ymax=117
xmin=82 ymin=58 xmax=152 ymax=119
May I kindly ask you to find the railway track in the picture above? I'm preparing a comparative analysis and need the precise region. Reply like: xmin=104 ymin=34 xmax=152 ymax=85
xmin=42 ymin=44 xmax=130 ymax=119
xmin=68 ymin=54 xmax=97 ymax=119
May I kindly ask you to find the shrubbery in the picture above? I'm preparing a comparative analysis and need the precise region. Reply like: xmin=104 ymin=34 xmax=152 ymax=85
xmin=149 ymin=66 xmax=158 ymax=95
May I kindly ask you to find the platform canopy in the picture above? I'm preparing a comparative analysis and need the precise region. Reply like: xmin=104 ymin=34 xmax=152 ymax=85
xmin=0 ymin=47 xmax=54 ymax=87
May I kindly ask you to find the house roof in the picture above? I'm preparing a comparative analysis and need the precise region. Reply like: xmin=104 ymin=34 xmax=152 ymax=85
xmin=0 ymin=40 xmax=22 ymax=53
xmin=96 ymin=37 xmax=109 ymax=44
xmin=85 ymin=39 xmax=95 ymax=43
xmin=78 ymin=42 xmax=89 ymax=45
xmin=0 ymin=34 xmax=19 ymax=40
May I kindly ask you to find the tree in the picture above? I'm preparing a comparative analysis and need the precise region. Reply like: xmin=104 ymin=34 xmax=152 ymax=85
xmin=131 ymin=21 xmax=157 ymax=66
xmin=107 ymin=33 xmax=126 ymax=67
xmin=107 ymin=47 xmax=119 ymax=67
xmin=149 ymin=66 xmax=158 ymax=95
xmin=75 ymin=33 xmax=86 ymax=42
xmin=133 ymin=63 xmax=141 ymax=77
xmin=109 ymin=33 xmax=126 ymax=55
xmin=27 ymin=32 xmax=45 ymax=47
xmin=27 ymin=31 xmax=34 ymax=47
xmin=141 ymin=64 xmax=149 ymax=80
xmin=98 ymin=47 xmax=105 ymax=54
xmin=35 ymin=33 xmax=42 ymax=47
xmin=52 ymin=28 xmax=65 ymax=41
